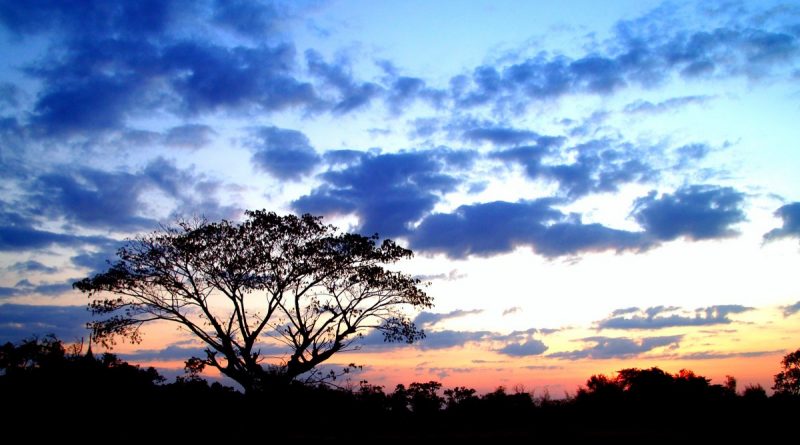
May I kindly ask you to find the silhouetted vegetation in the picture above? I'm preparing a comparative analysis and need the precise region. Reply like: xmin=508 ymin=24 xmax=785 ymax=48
xmin=0 ymin=336 xmax=800 ymax=443
xmin=73 ymin=211 xmax=431 ymax=394
xmin=773 ymin=347 xmax=800 ymax=396
xmin=2 ymin=337 xmax=798 ymax=441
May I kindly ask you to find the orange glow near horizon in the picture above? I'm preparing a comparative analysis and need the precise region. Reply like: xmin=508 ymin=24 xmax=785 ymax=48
xmin=80 ymin=302 xmax=798 ymax=397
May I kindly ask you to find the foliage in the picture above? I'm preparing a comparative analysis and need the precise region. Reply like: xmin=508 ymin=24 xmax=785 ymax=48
xmin=2 ymin=336 xmax=799 ymax=440
xmin=74 ymin=210 xmax=432 ymax=392
xmin=773 ymin=348 xmax=800 ymax=396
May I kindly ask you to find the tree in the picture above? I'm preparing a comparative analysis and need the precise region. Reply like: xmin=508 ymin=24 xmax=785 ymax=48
xmin=773 ymin=348 xmax=800 ymax=396
xmin=74 ymin=210 xmax=432 ymax=393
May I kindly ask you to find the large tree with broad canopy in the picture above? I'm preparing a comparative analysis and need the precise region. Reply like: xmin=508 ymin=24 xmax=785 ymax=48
xmin=74 ymin=210 xmax=432 ymax=393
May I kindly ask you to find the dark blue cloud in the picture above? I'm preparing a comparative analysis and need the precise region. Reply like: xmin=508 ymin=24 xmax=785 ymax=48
xmin=376 ymin=61 xmax=446 ymax=113
xmin=293 ymin=148 xmax=477 ymax=237
xmin=7 ymin=260 xmax=58 ymax=274
xmin=164 ymin=41 xmax=316 ymax=115
xmin=212 ymin=0 xmax=281 ymax=39
xmin=26 ymin=158 xmax=237 ymax=231
xmin=1 ymin=278 xmax=79 ymax=298
xmin=32 ymin=169 xmax=160 ymax=231
xmin=0 ymin=225 xmax=111 ymax=252
xmin=449 ymin=7 xmax=799 ymax=110
xmin=549 ymin=335 xmax=682 ymax=360
xmin=462 ymin=127 xmax=541 ymax=146
xmin=764 ymin=202 xmax=800 ymax=241
xmin=409 ymin=199 xmax=649 ymax=259
xmin=248 ymin=126 xmax=321 ymax=180
xmin=491 ymin=138 xmax=655 ymax=200
xmin=596 ymin=305 xmax=753 ymax=330
xmin=384 ymin=75 xmax=445 ymax=114
xmin=632 ymin=185 xmax=746 ymax=241
xmin=0 ymin=0 xmax=173 ymax=38
xmin=163 ymin=124 xmax=216 ymax=149
xmin=70 ymin=244 xmax=123 ymax=275
xmin=0 ymin=82 xmax=20 ymax=109
xmin=32 ymin=75 xmax=141 ymax=136
xmin=0 ymin=304 xmax=88 ymax=342
xmin=26 ymin=38 xmax=318 ymax=135
xmin=1 ymin=0 xmax=318 ymax=137
xmin=322 ymin=149 xmax=365 ymax=165
xmin=305 ymin=49 xmax=382 ymax=114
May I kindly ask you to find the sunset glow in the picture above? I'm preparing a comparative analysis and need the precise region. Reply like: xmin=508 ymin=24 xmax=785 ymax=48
xmin=1 ymin=0 xmax=799 ymax=395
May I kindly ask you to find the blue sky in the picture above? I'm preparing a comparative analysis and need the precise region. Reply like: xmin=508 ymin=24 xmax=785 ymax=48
xmin=1 ymin=0 xmax=799 ymax=391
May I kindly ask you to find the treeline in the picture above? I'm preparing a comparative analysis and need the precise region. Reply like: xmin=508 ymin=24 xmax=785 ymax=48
xmin=1 ymin=336 xmax=797 ymax=441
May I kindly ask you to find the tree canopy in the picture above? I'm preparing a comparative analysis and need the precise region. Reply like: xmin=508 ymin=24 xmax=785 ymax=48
xmin=773 ymin=348 xmax=800 ymax=396
xmin=74 ymin=210 xmax=432 ymax=393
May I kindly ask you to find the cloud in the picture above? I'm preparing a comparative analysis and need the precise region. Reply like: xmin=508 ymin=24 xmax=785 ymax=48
xmin=502 ymin=306 xmax=522 ymax=316
xmin=358 ymin=326 xmax=492 ymax=350
xmin=764 ymin=202 xmax=800 ymax=241
xmin=414 ymin=309 xmax=484 ymax=328
xmin=305 ymin=49 xmax=382 ymax=114
xmin=0 ymin=304 xmax=89 ymax=342
xmin=211 ymin=0 xmax=282 ymax=39
xmin=450 ymin=6 xmax=800 ymax=111
xmin=549 ymin=335 xmax=683 ymax=360
xmin=293 ymin=148 xmax=477 ymax=237
xmin=0 ymin=82 xmax=21 ymax=109
xmin=1 ymin=278 xmax=80 ymax=299
xmin=248 ymin=126 xmax=321 ymax=180
xmin=462 ymin=127 xmax=541 ymax=146
xmin=409 ymin=199 xmax=650 ymax=259
xmin=25 ymin=158 xmax=237 ymax=232
xmin=674 ymin=143 xmax=713 ymax=167
xmin=163 ymin=41 xmax=317 ymax=115
xmin=2 ymin=3 xmax=318 ymax=137
xmin=420 ymin=366 xmax=473 ymax=379
xmin=623 ymin=95 xmax=713 ymax=114
xmin=676 ymin=350 xmax=783 ymax=360
xmin=384 ymin=75 xmax=445 ymax=114
xmin=7 ymin=260 xmax=58 ymax=274
xmin=490 ymin=138 xmax=655 ymax=200
xmin=496 ymin=339 xmax=549 ymax=357
xmin=414 ymin=269 xmax=467 ymax=282
xmin=631 ymin=185 xmax=746 ymax=241
xmin=359 ymin=311 xmax=551 ymax=354
xmin=596 ymin=305 xmax=753 ymax=330
xmin=781 ymin=301 xmax=800 ymax=317
xmin=0 ymin=224 xmax=112 ymax=252
xmin=0 ymin=0 xmax=174 ymax=38
xmin=121 ymin=344 xmax=209 ymax=362
xmin=70 ymin=243 xmax=123 ymax=275
xmin=416 ymin=330 xmax=494 ymax=350
xmin=163 ymin=124 xmax=216 ymax=149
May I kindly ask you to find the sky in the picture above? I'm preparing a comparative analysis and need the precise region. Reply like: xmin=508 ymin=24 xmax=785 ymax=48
xmin=1 ymin=0 xmax=799 ymax=394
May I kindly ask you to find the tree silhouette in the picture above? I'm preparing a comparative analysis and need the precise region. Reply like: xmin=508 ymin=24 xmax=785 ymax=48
xmin=773 ymin=348 xmax=800 ymax=396
xmin=74 ymin=210 xmax=432 ymax=393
